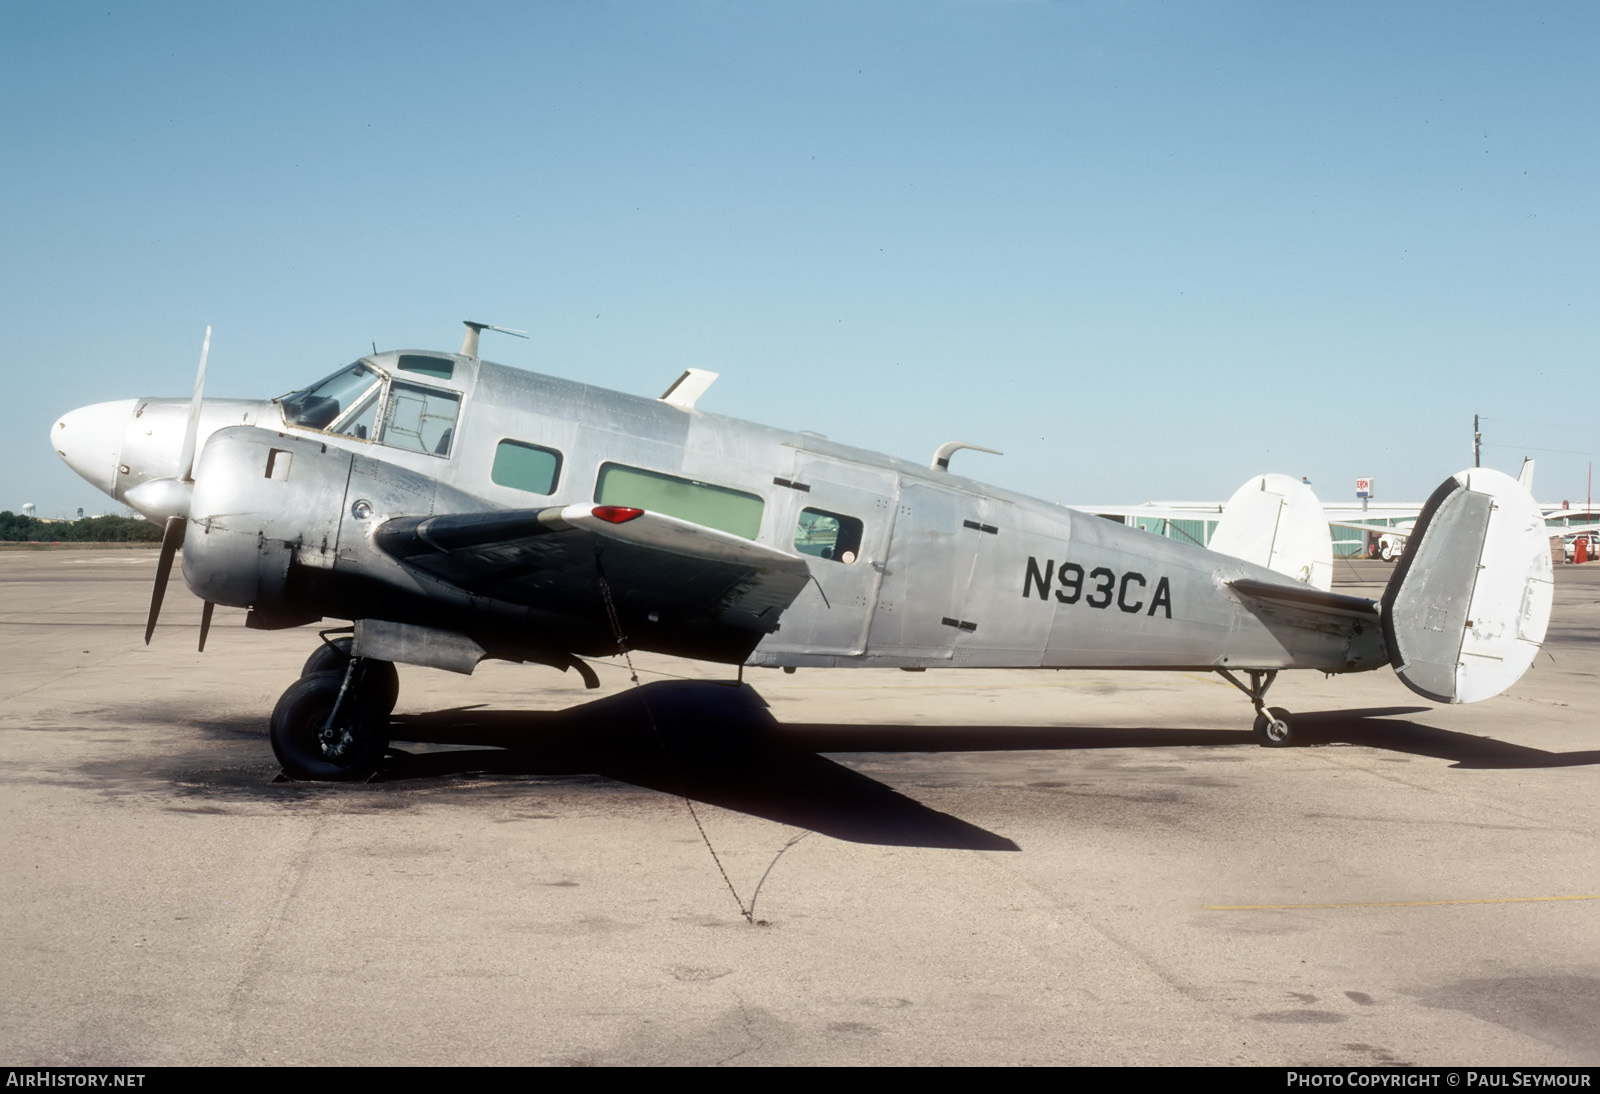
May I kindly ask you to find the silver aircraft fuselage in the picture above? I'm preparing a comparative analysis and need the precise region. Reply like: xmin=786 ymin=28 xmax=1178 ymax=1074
xmin=53 ymin=349 xmax=1384 ymax=676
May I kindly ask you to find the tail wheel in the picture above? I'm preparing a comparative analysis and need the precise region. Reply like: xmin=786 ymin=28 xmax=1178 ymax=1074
xmin=270 ymin=670 xmax=389 ymax=781
xmin=1253 ymin=706 xmax=1295 ymax=747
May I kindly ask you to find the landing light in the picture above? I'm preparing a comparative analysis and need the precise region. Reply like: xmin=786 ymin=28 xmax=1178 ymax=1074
xmin=592 ymin=506 xmax=644 ymax=524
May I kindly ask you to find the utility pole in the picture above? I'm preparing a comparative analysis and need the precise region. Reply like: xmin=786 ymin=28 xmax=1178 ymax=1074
xmin=1474 ymin=414 xmax=1481 ymax=468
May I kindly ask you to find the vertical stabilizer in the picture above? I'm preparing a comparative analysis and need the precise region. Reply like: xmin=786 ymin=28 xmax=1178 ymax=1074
xmin=1381 ymin=468 xmax=1553 ymax=703
xmin=1209 ymin=474 xmax=1333 ymax=591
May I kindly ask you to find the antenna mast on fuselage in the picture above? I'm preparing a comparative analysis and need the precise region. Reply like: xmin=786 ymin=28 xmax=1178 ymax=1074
xmin=460 ymin=320 xmax=530 ymax=357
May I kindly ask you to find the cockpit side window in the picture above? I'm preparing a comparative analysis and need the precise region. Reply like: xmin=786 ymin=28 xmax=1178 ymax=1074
xmin=280 ymin=364 xmax=382 ymax=431
xmin=380 ymin=381 xmax=462 ymax=457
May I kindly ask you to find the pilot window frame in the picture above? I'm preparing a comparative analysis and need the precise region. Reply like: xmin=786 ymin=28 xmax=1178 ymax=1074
xmin=593 ymin=463 xmax=765 ymax=540
xmin=794 ymin=506 xmax=865 ymax=563
xmin=491 ymin=439 xmax=563 ymax=496
xmin=329 ymin=389 xmax=381 ymax=441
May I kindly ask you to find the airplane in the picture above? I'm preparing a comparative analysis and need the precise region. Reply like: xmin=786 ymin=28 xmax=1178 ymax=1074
xmin=1327 ymin=464 xmax=1600 ymax=563
xmin=50 ymin=323 xmax=1556 ymax=780
xmin=1082 ymin=463 xmax=1544 ymax=564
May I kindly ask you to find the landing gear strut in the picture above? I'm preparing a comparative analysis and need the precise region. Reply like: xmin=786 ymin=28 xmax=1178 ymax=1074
xmin=270 ymin=639 xmax=400 ymax=780
xmin=1217 ymin=668 xmax=1296 ymax=748
xmin=299 ymin=634 xmax=399 ymax=715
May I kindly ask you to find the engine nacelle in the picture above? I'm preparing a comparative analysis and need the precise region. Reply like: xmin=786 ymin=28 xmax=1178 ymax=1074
xmin=182 ymin=427 xmax=352 ymax=618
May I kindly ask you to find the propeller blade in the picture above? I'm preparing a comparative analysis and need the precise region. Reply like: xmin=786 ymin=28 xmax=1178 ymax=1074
xmin=145 ymin=515 xmax=187 ymax=645
xmin=198 ymin=600 xmax=215 ymax=652
xmin=176 ymin=325 xmax=211 ymax=484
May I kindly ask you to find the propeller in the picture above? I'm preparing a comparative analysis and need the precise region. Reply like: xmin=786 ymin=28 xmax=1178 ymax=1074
xmin=144 ymin=327 xmax=212 ymax=646
xmin=175 ymin=325 xmax=210 ymax=487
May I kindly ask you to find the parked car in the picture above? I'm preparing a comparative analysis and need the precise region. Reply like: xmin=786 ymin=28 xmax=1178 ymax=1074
xmin=1373 ymin=520 xmax=1415 ymax=562
xmin=1564 ymin=532 xmax=1600 ymax=563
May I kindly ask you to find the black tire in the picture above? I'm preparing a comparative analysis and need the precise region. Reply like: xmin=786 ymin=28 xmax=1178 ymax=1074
xmin=361 ymin=659 xmax=401 ymax=716
xmin=1252 ymin=706 xmax=1294 ymax=748
xmin=301 ymin=638 xmax=400 ymax=716
xmin=301 ymin=636 xmax=353 ymax=677
xmin=270 ymin=670 xmax=389 ymax=781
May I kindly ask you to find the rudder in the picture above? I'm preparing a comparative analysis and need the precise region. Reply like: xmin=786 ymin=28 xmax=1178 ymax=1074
xmin=1381 ymin=468 xmax=1553 ymax=703
xmin=1209 ymin=473 xmax=1333 ymax=591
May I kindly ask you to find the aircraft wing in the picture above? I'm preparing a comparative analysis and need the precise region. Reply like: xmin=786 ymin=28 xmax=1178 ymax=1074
xmin=1066 ymin=503 xmax=1226 ymax=548
xmin=1328 ymin=519 xmax=1415 ymax=538
xmin=373 ymin=504 xmax=813 ymax=660
xmin=1070 ymin=504 xmax=1225 ymax=519
xmin=1333 ymin=519 xmax=1600 ymax=540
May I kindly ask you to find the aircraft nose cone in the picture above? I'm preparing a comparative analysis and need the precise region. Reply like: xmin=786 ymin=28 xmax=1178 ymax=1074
xmin=53 ymin=399 xmax=137 ymax=498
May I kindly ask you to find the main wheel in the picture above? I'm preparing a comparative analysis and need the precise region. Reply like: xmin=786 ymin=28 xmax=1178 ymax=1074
xmin=302 ymin=636 xmax=353 ymax=677
xmin=300 ymin=638 xmax=399 ymax=716
xmin=1252 ymin=706 xmax=1295 ymax=748
xmin=270 ymin=670 xmax=389 ymax=781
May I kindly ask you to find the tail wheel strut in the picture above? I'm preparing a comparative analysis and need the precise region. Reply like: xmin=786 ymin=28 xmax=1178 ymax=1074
xmin=1217 ymin=668 xmax=1296 ymax=748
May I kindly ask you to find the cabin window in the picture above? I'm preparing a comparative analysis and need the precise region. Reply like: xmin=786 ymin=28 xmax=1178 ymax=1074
xmin=794 ymin=507 xmax=864 ymax=563
xmin=380 ymin=381 xmax=461 ymax=457
xmin=594 ymin=463 xmax=764 ymax=540
xmin=492 ymin=440 xmax=562 ymax=495
xmin=397 ymin=354 xmax=455 ymax=380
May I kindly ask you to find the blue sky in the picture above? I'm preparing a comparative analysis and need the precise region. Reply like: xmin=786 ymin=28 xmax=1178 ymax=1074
xmin=5 ymin=1 xmax=1597 ymax=518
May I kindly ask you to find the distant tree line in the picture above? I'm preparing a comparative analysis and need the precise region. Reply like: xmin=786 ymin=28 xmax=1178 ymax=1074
xmin=0 ymin=511 xmax=163 ymax=542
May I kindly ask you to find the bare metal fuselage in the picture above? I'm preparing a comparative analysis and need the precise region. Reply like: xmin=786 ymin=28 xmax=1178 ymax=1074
xmin=106 ymin=350 xmax=1384 ymax=676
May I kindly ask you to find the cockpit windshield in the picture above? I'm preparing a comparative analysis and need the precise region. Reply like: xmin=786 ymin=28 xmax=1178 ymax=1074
xmin=279 ymin=364 xmax=383 ymax=432
xmin=277 ymin=360 xmax=462 ymax=455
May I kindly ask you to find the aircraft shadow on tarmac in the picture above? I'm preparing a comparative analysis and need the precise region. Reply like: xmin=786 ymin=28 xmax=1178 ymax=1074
xmin=369 ymin=680 xmax=1600 ymax=849
xmin=384 ymin=680 xmax=1018 ymax=851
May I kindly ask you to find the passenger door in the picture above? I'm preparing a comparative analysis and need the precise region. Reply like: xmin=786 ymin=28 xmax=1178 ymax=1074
xmin=773 ymin=452 xmax=899 ymax=656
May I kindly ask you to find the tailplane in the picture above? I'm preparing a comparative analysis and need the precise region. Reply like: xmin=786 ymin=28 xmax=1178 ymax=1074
xmin=1210 ymin=473 xmax=1333 ymax=591
xmin=1381 ymin=468 xmax=1553 ymax=703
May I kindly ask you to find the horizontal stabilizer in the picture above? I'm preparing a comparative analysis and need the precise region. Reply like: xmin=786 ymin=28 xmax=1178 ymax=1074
xmin=1381 ymin=468 xmax=1554 ymax=704
xmin=1229 ymin=578 xmax=1378 ymax=621
xmin=1209 ymin=474 xmax=1333 ymax=591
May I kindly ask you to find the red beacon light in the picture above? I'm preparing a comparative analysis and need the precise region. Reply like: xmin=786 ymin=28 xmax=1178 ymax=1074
xmin=592 ymin=506 xmax=644 ymax=524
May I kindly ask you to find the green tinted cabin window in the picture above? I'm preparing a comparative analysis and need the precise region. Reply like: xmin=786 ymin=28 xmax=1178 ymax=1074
xmin=492 ymin=440 xmax=562 ymax=495
xmin=397 ymin=354 xmax=455 ymax=380
xmin=594 ymin=464 xmax=764 ymax=540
